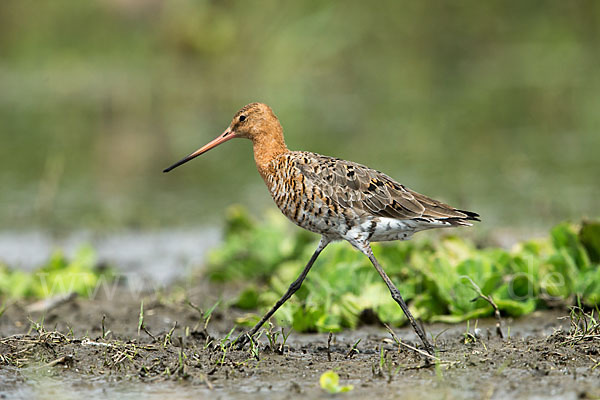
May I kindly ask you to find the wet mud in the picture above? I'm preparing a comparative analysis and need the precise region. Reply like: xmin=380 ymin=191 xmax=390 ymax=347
xmin=1 ymin=282 xmax=599 ymax=399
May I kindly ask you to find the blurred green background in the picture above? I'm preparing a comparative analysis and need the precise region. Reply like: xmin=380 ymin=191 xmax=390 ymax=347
xmin=1 ymin=0 xmax=598 ymax=233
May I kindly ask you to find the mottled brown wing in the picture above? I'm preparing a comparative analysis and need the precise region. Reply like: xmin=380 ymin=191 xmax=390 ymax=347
xmin=295 ymin=152 xmax=476 ymax=221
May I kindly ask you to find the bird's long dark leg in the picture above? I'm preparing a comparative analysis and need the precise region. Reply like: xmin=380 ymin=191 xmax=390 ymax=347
xmin=360 ymin=243 xmax=434 ymax=355
xmin=236 ymin=237 xmax=330 ymax=349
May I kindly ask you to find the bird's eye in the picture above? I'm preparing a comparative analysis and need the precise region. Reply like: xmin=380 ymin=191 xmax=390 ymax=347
xmin=239 ymin=115 xmax=246 ymax=122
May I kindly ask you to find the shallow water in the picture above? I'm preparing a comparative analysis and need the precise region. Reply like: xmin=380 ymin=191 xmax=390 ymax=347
xmin=0 ymin=370 xmax=211 ymax=400
xmin=0 ymin=228 xmax=219 ymax=284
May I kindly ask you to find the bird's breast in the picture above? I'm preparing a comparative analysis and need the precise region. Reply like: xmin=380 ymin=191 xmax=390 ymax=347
xmin=262 ymin=157 xmax=350 ymax=238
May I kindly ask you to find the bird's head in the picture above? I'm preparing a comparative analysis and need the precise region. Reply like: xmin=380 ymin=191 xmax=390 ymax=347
xmin=163 ymin=102 xmax=284 ymax=173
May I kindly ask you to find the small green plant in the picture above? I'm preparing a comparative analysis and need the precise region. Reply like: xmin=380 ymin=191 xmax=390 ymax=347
xmin=247 ymin=332 xmax=261 ymax=361
xmin=215 ymin=327 xmax=236 ymax=367
xmin=463 ymin=320 xmax=476 ymax=344
xmin=434 ymin=356 xmax=444 ymax=381
xmin=373 ymin=345 xmax=401 ymax=383
xmin=345 ymin=338 xmax=361 ymax=359
xmin=265 ymin=322 xmax=292 ymax=354
xmin=137 ymin=300 xmax=144 ymax=336
xmin=164 ymin=322 xmax=177 ymax=348
xmin=319 ymin=370 xmax=353 ymax=394
xmin=27 ymin=315 xmax=45 ymax=336
xmin=175 ymin=339 xmax=188 ymax=378
xmin=563 ymin=305 xmax=600 ymax=345
xmin=188 ymin=300 xmax=219 ymax=335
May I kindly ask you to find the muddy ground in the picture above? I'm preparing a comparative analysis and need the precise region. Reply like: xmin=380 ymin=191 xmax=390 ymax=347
xmin=1 ymin=279 xmax=599 ymax=400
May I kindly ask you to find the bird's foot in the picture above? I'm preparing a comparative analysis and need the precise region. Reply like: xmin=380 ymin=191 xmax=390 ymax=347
xmin=235 ymin=332 xmax=251 ymax=350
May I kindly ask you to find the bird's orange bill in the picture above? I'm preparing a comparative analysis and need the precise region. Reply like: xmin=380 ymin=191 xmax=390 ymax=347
xmin=163 ymin=130 xmax=236 ymax=172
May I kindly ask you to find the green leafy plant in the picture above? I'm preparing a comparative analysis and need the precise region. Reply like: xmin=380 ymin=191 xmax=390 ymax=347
xmin=0 ymin=245 xmax=114 ymax=299
xmin=319 ymin=370 xmax=353 ymax=393
xmin=207 ymin=206 xmax=600 ymax=332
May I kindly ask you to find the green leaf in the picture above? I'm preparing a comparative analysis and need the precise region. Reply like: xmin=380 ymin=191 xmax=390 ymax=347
xmin=579 ymin=220 xmax=600 ymax=263
xmin=495 ymin=298 xmax=537 ymax=316
xmin=319 ymin=370 xmax=353 ymax=394
xmin=235 ymin=286 xmax=260 ymax=310
xmin=551 ymin=222 xmax=590 ymax=269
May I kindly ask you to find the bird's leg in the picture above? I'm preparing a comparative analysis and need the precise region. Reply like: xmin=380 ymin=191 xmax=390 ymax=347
xmin=360 ymin=244 xmax=434 ymax=356
xmin=236 ymin=237 xmax=330 ymax=349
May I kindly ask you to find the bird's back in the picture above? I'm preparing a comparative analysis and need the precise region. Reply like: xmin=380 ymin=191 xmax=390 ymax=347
xmin=262 ymin=151 xmax=479 ymax=243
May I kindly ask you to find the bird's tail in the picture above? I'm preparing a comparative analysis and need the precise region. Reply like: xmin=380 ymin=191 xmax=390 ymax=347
xmin=446 ymin=209 xmax=481 ymax=226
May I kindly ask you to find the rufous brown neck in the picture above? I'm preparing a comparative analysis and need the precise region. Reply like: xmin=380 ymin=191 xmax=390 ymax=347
xmin=252 ymin=123 xmax=289 ymax=181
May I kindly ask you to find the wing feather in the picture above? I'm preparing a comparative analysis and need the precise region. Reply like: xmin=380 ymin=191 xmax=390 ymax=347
xmin=293 ymin=152 xmax=478 ymax=223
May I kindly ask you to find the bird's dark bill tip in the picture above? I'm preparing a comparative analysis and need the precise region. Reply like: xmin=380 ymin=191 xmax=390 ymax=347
xmin=162 ymin=164 xmax=176 ymax=173
xmin=162 ymin=155 xmax=195 ymax=173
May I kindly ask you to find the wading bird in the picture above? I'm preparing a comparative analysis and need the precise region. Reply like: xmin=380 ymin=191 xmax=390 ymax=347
xmin=163 ymin=103 xmax=479 ymax=354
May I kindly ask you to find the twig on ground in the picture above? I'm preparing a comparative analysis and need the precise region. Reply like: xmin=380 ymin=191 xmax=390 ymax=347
xmin=327 ymin=332 xmax=333 ymax=362
xmin=461 ymin=276 xmax=504 ymax=338
xmin=384 ymin=323 xmax=440 ymax=362
xmin=142 ymin=325 xmax=157 ymax=342
xmin=26 ymin=292 xmax=77 ymax=314
xmin=43 ymin=355 xmax=73 ymax=368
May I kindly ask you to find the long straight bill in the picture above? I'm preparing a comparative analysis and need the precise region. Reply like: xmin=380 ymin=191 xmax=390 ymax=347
xmin=163 ymin=130 xmax=235 ymax=172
